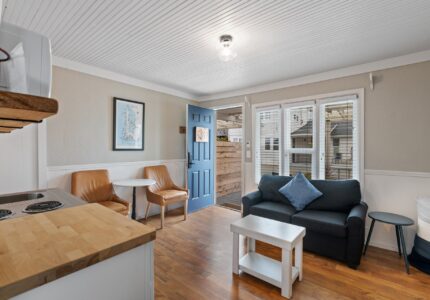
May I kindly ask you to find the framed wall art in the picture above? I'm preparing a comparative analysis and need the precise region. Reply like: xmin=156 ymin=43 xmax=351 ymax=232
xmin=113 ymin=97 xmax=145 ymax=150
xmin=195 ymin=126 xmax=209 ymax=142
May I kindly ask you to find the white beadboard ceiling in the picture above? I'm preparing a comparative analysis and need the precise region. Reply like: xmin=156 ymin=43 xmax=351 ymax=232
xmin=2 ymin=0 xmax=430 ymax=100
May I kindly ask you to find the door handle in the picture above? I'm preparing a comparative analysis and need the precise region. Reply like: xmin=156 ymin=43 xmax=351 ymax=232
xmin=187 ymin=152 xmax=194 ymax=168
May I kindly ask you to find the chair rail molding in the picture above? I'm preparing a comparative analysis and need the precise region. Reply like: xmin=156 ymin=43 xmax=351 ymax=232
xmin=47 ymin=159 xmax=187 ymax=220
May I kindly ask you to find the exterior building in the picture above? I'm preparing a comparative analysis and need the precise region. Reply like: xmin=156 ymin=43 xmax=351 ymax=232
xmin=290 ymin=120 xmax=353 ymax=179
xmin=257 ymin=103 xmax=353 ymax=180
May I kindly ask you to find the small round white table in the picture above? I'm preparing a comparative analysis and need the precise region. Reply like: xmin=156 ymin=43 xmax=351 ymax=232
xmin=113 ymin=179 xmax=156 ymax=220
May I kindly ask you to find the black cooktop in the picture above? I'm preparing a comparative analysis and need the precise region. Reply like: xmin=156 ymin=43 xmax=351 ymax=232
xmin=23 ymin=201 xmax=63 ymax=214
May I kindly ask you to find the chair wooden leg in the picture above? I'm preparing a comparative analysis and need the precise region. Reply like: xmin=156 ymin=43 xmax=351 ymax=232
xmin=144 ymin=202 xmax=151 ymax=220
xmin=160 ymin=206 xmax=165 ymax=229
xmin=184 ymin=200 xmax=188 ymax=221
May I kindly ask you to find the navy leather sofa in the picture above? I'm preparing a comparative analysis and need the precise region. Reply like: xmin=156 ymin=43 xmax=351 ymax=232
xmin=242 ymin=175 xmax=368 ymax=268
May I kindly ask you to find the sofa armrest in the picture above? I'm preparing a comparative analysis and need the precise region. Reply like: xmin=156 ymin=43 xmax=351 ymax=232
xmin=346 ymin=201 xmax=368 ymax=268
xmin=242 ymin=190 xmax=262 ymax=217
xmin=347 ymin=201 xmax=368 ymax=235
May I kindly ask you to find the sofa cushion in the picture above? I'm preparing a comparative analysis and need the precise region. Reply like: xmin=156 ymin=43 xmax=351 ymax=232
xmin=306 ymin=179 xmax=361 ymax=212
xmin=279 ymin=172 xmax=322 ymax=211
xmin=156 ymin=189 xmax=188 ymax=202
xmin=258 ymin=175 xmax=293 ymax=202
xmin=249 ymin=201 xmax=296 ymax=223
xmin=292 ymin=210 xmax=348 ymax=238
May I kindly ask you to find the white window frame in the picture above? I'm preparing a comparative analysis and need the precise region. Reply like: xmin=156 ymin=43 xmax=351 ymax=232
xmin=254 ymin=105 xmax=282 ymax=183
xmin=318 ymin=96 xmax=360 ymax=181
xmin=252 ymin=89 xmax=364 ymax=186
xmin=283 ymin=101 xmax=317 ymax=178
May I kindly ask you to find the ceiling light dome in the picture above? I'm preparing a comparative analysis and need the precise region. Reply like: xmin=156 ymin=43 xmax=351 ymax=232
xmin=219 ymin=34 xmax=237 ymax=62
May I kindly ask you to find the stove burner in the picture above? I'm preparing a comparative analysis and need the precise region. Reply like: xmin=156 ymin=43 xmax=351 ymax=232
xmin=0 ymin=209 xmax=12 ymax=220
xmin=23 ymin=201 xmax=63 ymax=213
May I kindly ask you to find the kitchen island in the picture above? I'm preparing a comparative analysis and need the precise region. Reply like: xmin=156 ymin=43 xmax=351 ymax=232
xmin=0 ymin=203 xmax=156 ymax=300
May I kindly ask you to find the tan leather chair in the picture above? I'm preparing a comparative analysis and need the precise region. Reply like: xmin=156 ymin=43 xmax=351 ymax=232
xmin=71 ymin=169 xmax=129 ymax=216
xmin=143 ymin=165 xmax=188 ymax=229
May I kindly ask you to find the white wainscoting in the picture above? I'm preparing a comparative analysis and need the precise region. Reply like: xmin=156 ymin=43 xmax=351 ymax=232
xmin=47 ymin=159 xmax=186 ymax=220
xmin=242 ymin=166 xmax=430 ymax=253
xmin=364 ymin=169 xmax=430 ymax=253
xmin=48 ymin=161 xmax=430 ymax=253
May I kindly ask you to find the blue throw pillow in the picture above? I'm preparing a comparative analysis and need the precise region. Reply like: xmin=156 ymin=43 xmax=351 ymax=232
xmin=278 ymin=172 xmax=322 ymax=211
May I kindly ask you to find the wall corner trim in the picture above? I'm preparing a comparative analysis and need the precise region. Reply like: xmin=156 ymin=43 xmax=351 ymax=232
xmin=47 ymin=158 xmax=186 ymax=172
xmin=364 ymin=169 xmax=430 ymax=178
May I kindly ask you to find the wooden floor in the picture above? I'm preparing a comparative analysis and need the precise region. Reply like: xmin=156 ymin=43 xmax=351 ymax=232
xmin=141 ymin=206 xmax=430 ymax=300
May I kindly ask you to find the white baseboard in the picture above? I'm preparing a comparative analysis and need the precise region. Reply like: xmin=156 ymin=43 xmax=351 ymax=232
xmin=368 ymin=240 xmax=398 ymax=253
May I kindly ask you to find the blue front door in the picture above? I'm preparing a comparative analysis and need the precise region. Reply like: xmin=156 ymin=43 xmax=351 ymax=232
xmin=187 ymin=105 xmax=215 ymax=212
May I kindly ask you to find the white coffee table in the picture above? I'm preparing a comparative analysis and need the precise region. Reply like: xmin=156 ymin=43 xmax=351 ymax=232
xmin=230 ymin=215 xmax=306 ymax=299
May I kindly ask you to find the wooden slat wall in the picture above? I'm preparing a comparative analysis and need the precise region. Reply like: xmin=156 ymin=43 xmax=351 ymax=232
xmin=216 ymin=141 xmax=241 ymax=197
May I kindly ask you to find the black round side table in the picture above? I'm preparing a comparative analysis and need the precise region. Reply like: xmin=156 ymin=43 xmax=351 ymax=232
xmin=363 ymin=211 xmax=414 ymax=274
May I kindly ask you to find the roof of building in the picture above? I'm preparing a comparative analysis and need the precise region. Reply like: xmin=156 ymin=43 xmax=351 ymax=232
xmin=291 ymin=120 xmax=352 ymax=137
xmin=291 ymin=121 xmax=313 ymax=136
xmin=331 ymin=121 xmax=353 ymax=136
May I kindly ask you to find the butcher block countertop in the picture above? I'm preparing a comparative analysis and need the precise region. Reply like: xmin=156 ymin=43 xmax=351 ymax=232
xmin=0 ymin=203 xmax=156 ymax=300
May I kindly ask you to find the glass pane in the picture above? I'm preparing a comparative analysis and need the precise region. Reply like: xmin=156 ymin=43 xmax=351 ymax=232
xmin=257 ymin=110 xmax=280 ymax=178
xmin=264 ymin=137 xmax=271 ymax=150
xmin=273 ymin=138 xmax=279 ymax=151
xmin=289 ymin=106 xmax=313 ymax=148
xmin=324 ymin=102 xmax=353 ymax=180
xmin=289 ymin=153 xmax=312 ymax=179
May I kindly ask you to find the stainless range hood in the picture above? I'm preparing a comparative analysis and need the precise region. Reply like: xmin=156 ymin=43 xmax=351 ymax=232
xmin=0 ymin=22 xmax=55 ymax=133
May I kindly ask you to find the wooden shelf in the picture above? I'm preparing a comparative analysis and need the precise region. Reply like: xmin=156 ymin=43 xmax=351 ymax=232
xmin=239 ymin=252 xmax=299 ymax=288
xmin=0 ymin=90 xmax=58 ymax=132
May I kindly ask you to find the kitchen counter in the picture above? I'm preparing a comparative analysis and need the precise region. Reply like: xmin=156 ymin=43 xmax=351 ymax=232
xmin=0 ymin=203 xmax=156 ymax=300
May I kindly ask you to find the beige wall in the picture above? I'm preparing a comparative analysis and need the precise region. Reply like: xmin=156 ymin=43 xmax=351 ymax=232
xmin=202 ymin=61 xmax=430 ymax=173
xmin=48 ymin=66 xmax=196 ymax=166
xmin=47 ymin=61 xmax=430 ymax=170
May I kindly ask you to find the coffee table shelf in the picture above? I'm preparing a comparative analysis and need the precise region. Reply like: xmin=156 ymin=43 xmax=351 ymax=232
xmin=231 ymin=215 xmax=305 ymax=298
xmin=239 ymin=252 xmax=299 ymax=288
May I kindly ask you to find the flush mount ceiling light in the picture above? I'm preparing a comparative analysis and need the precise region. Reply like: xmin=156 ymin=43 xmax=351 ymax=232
xmin=218 ymin=34 xmax=237 ymax=62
